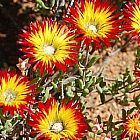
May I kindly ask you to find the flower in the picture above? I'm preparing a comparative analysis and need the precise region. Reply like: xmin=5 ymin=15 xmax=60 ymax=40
xmin=134 ymin=66 xmax=140 ymax=81
xmin=65 ymin=0 xmax=120 ymax=49
xmin=121 ymin=111 xmax=140 ymax=140
xmin=0 ymin=70 xmax=35 ymax=116
xmin=16 ymin=58 xmax=31 ymax=76
xmin=18 ymin=19 xmax=78 ymax=74
xmin=123 ymin=0 xmax=140 ymax=44
xmin=29 ymin=98 xmax=88 ymax=140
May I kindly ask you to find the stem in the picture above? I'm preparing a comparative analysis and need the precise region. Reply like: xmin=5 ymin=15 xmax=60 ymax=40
xmin=117 ymin=81 xmax=135 ymax=91
xmin=129 ymin=88 xmax=140 ymax=93
xmin=61 ymin=79 xmax=64 ymax=99
xmin=0 ymin=109 xmax=6 ymax=121
xmin=97 ymin=94 xmax=124 ymax=106
xmin=85 ymin=47 xmax=90 ymax=67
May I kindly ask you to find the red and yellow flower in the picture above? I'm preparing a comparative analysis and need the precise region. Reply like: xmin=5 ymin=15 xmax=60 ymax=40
xmin=0 ymin=70 xmax=35 ymax=116
xmin=134 ymin=66 xmax=140 ymax=81
xmin=29 ymin=98 xmax=88 ymax=140
xmin=123 ymin=0 xmax=140 ymax=44
xmin=18 ymin=19 xmax=78 ymax=74
xmin=65 ymin=0 xmax=120 ymax=49
xmin=121 ymin=111 xmax=140 ymax=140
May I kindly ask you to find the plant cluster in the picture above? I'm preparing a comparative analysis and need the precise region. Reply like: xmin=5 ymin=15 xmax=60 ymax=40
xmin=0 ymin=0 xmax=140 ymax=140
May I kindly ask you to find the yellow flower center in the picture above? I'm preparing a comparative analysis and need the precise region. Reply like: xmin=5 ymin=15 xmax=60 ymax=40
xmin=43 ymin=44 xmax=56 ymax=55
xmin=50 ymin=122 xmax=64 ymax=133
xmin=3 ymin=89 xmax=17 ymax=103
xmin=87 ymin=24 xmax=98 ymax=33
xmin=128 ymin=117 xmax=140 ymax=134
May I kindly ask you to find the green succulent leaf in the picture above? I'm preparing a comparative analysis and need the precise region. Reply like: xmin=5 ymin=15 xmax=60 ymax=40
xmin=87 ymin=55 xmax=100 ymax=68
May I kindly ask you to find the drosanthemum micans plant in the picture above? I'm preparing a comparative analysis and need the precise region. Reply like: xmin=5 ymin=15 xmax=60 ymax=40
xmin=123 ymin=0 xmax=140 ymax=44
xmin=65 ymin=0 xmax=120 ymax=49
xmin=18 ymin=19 xmax=78 ymax=74
xmin=29 ymin=98 xmax=88 ymax=140
xmin=0 ymin=70 xmax=35 ymax=116
xmin=121 ymin=111 xmax=140 ymax=140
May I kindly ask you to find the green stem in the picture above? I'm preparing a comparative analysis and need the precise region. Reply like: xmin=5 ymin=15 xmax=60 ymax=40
xmin=0 ymin=109 xmax=6 ymax=121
